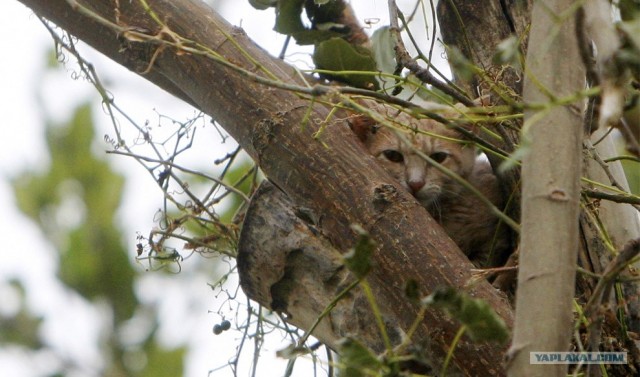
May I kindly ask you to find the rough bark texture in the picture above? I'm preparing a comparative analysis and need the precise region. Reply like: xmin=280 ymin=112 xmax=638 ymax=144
xmin=437 ymin=0 xmax=531 ymax=100
xmin=507 ymin=1 xmax=584 ymax=375
xmin=18 ymin=0 xmax=514 ymax=375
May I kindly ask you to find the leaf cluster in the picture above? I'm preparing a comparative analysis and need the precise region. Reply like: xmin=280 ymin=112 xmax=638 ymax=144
xmin=250 ymin=0 xmax=379 ymax=89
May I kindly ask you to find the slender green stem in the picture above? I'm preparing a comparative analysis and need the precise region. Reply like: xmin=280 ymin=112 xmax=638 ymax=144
xmin=440 ymin=325 xmax=466 ymax=377
xmin=361 ymin=279 xmax=393 ymax=353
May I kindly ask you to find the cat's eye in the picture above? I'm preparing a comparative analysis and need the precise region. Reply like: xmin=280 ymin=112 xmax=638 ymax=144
xmin=383 ymin=150 xmax=404 ymax=163
xmin=430 ymin=152 xmax=449 ymax=163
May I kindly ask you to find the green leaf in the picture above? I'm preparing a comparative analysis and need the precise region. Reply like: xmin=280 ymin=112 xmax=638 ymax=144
xmin=371 ymin=26 xmax=398 ymax=92
xmin=422 ymin=287 xmax=510 ymax=344
xmin=342 ymin=225 xmax=375 ymax=279
xmin=219 ymin=160 xmax=256 ymax=223
xmin=338 ymin=338 xmax=384 ymax=377
xmin=248 ymin=0 xmax=277 ymax=10
xmin=140 ymin=341 xmax=185 ymax=377
xmin=371 ymin=26 xmax=397 ymax=74
xmin=292 ymin=29 xmax=341 ymax=45
xmin=275 ymin=0 xmax=306 ymax=35
xmin=0 ymin=280 xmax=43 ymax=348
xmin=313 ymin=37 xmax=379 ymax=89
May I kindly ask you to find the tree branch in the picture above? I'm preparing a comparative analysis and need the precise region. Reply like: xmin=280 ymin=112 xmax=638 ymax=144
xmin=507 ymin=1 xmax=584 ymax=376
xmin=387 ymin=0 xmax=474 ymax=107
xmin=18 ymin=0 xmax=514 ymax=374
xmin=583 ymin=188 xmax=640 ymax=207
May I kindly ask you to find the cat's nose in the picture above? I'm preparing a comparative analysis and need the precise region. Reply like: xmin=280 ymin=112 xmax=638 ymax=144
xmin=408 ymin=179 xmax=425 ymax=194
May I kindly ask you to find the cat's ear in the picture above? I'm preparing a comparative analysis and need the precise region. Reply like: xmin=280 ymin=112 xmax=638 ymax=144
xmin=348 ymin=114 xmax=378 ymax=142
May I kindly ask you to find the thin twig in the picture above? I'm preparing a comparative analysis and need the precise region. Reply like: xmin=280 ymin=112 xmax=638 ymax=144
xmin=582 ymin=189 xmax=640 ymax=207
xmin=584 ymin=140 xmax=624 ymax=191
xmin=387 ymin=0 xmax=474 ymax=106
xmin=108 ymin=150 xmax=251 ymax=202
xmin=604 ymin=155 xmax=640 ymax=163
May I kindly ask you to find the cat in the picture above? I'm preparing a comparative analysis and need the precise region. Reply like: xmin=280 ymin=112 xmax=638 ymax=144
xmin=349 ymin=112 xmax=510 ymax=267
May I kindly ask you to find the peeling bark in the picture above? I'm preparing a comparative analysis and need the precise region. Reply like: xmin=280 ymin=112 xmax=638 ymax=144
xmin=238 ymin=182 xmax=405 ymax=354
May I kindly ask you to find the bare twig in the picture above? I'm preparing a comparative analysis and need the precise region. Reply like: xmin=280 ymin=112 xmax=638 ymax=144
xmin=582 ymin=189 xmax=640 ymax=207
xmin=387 ymin=0 xmax=474 ymax=107
xmin=584 ymin=140 xmax=625 ymax=190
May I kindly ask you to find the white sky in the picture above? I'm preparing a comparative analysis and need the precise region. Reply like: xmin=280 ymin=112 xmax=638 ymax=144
xmin=0 ymin=1 xmax=442 ymax=376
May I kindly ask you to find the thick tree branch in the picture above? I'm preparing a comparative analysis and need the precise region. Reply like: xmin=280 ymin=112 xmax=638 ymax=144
xmin=18 ymin=0 xmax=514 ymax=375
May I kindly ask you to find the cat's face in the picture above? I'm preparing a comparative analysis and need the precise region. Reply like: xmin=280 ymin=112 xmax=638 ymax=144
xmin=353 ymin=117 xmax=476 ymax=208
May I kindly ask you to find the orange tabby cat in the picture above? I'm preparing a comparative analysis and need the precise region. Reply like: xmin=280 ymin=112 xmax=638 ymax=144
xmin=350 ymin=113 xmax=509 ymax=266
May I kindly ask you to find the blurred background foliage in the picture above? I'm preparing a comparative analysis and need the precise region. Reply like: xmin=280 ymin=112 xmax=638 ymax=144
xmin=0 ymin=38 xmax=255 ymax=375
xmin=8 ymin=100 xmax=186 ymax=376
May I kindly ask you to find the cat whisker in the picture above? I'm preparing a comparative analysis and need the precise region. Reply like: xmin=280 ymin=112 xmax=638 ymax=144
xmin=427 ymin=199 xmax=443 ymax=222
xmin=439 ymin=187 xmax=466 ymax=201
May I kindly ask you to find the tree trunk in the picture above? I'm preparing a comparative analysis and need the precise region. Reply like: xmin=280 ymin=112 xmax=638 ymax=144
xmin=19 ymin=0 xmax=514 ymax=375
xmin=508 ymin=1 xmax=584 ymax=375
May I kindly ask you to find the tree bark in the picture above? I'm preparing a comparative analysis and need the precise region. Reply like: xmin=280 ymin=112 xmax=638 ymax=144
xmin=437 ymin=0 xmax=531 ymax=100
xmin=507 ymin=1 xmax=584 ymax=376
xmin=18 ymin=0 xmax=514 ymax=375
